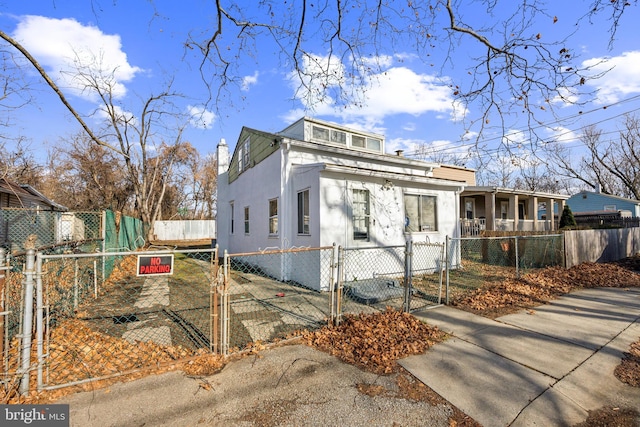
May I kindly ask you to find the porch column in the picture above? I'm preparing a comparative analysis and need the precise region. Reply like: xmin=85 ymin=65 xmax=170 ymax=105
xmin=485 ymin=192 xmax=496 ymax=231
xmin=529 ymin=196 xmax=538 ymax=231
xmin=549 ymin=198 xmax=556 ymax=231
xmin=509 ymin=194 xmax=519 ymax=231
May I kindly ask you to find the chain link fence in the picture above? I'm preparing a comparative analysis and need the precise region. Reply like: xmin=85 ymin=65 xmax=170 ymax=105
xmin=0 ymin=247 xmax=217 ymax=397
xmin=217 ymin=247 xmax=335 ymax=354
xmin=445 ymin=234 xmax=564 ymax=303
xmin=0 ymin=209 xmax=103 ymax=253
xmin=3 ymin=233 xmax=567 ymax=398
xmin=338 ymin=242 xmax=445 ymax=315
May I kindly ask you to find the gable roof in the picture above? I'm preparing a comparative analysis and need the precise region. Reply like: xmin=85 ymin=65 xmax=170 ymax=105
xmin=569 ymin=190 xmax=640 ymax=205
xmin=0 ymin=178 xmax=67 ymax=211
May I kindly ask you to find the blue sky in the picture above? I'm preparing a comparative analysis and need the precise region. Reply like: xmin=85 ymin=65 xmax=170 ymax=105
xmin=2 ymin=1 xmax=640 ymax=177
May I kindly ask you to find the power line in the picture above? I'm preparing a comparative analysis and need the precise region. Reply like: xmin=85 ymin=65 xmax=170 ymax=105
xmin=400 ymin=95 xmax=640 ymax=159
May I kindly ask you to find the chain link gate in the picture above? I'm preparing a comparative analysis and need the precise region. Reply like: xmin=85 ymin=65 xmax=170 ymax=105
xmin=336 ymin=241 xmax=446 ymax=320
xmin=215 ymin=246 xmax=336 ymax=355
xmin=406 ymin=241 xmax=446 ymax=311
xmin=33 ymin=247 xmax=217 ymax=391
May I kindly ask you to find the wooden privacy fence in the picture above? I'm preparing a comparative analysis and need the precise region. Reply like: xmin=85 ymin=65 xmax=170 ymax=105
xmin=564 ymin=228 xmax=640 ymax=267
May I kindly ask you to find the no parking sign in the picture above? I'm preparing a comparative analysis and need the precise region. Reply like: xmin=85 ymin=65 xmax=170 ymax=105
xmin=136 ymin=254 xmax=174 ymax=276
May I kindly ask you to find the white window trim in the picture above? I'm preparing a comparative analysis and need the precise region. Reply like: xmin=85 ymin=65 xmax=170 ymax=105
xmin=404 ymin=193 xmax=438 ymax=233
xmin=269 ymin=198 xmax=279 ymax=236
xmin=297 ymin=189 xmax=310 ymax=235
xmin=244 ymin=206 xmax=250 ymax=235
xmin=352 ymin=189 xmax=370 ymax=241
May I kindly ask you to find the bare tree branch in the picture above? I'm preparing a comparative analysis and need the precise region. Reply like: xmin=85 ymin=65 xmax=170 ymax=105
xmin=0 ymin=29 xmax=128 ymax=157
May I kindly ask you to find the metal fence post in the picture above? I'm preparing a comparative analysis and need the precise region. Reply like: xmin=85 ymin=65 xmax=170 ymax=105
xmin=221 ymin=250 xmax=229 ymax=356
xmin=445 ymin=236 xmax=450 ymax=305
xmin=19 ymin=248 xmax=36 ymax=395
xmin=514 ymin=236 xmax=520 ymax=278
xmin=337 ymin=246 xmax=345 ymax=325
xmin=0 ymin=247 xmax=6 ymax=375
xmin=329 ymin=244 xmax=337 ymax=326
xmin=403 ymin=240 xmax=413 ymax=313
xmin=36 ymin=253 xmax=44 ymax=391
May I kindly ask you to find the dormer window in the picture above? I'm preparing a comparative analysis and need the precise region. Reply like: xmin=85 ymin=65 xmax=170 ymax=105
xmin=312 ymin=125 xmax=346 ymax=144
xmin=352 ymin=135 xmax=381 ymax=151
xmin=310 ymin=123 xmax=383 ymax=153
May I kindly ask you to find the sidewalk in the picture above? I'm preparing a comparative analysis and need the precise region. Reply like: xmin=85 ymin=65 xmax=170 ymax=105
xmin=400 ymin=287 xmax=640 ymax=426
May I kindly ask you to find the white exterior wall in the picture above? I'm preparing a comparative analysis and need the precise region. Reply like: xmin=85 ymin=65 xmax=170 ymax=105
xmin=220 ymin=152 xmax=283 ymax=255
xmin=317 ymin=173 xmax=459 ymax=283
xmin=217 ymin=124 xmax=463 ymax=292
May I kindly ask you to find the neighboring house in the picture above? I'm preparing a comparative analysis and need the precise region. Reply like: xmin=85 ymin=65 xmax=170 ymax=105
xmin=460 ymin=186 xmax=570 ymax=236
xmin=0 ymin=178 xmax=66 ymax=211
xmin=566 ymin=190 xmax=640 ymax=218
xmin=216 ymin=117 xmax=471 ymax=290
xmin=1 ymin=177 xmax=67 ymax=250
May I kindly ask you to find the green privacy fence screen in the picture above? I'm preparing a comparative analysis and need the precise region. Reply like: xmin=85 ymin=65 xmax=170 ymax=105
xmin=103 ymin=209 xmax=145 ymax=278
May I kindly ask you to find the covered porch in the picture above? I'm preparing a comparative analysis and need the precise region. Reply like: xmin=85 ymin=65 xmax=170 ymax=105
xmin=459 ymin=186 xmax=569 ymax=236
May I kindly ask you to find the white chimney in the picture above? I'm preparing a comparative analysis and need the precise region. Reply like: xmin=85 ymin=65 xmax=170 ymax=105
xmin=217 ymin=138 xmax=229 ymax=175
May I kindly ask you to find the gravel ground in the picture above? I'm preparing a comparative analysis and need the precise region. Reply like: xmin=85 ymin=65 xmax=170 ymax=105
xmin=60 ymin=343 xmax=455 ymax=427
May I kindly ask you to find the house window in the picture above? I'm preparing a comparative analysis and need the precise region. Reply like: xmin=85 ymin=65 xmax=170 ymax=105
xmin=352 ymin=189 xmax=370 ymax=241
xmin=404 ymin=194 xmax=437 ymax=232
xmin=244 ymin=206 xmax=250 ymax=234
xmin=269 ymin=198 xmax=278 ymax=235
xmin=238 ymin=136 xmax=250 ymax=172
xmin=604 ymin=205 xmax=617 ymax=211
xmin=351 ymin=135 xmax=382 ymax=151
xmin=297 ymin=189 xmax=310 ymax=234
xmin=464 ymin=198 xmax=475 ymax=220
xmin=500 ymin=201 xmax=509 ymax=219
xmin=312 ymin=125 xmax=346 ymax=144
xmin=230 ymin=202 xmax=234 ymax=234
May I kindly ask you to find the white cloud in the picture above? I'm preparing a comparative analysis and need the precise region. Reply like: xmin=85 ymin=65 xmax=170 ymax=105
xmin=502 ymin=129 xmax=528 ymax=148
xmin=549 ymin=86 xmax=580 ymax=106
xmin=403 ymin=122 xmax=416 ymax=131
xmin=242 ymin=71 xmax=259 ymax=91
xmin=188 ymin=105 xmax=216 ymax=129
xmin=582 ymin=51 xmax=640 ymax=104
xmin=287 ymin=53 xmax=345 ymax=109
xmin=12 ymin=15 xmax=142 ymax=100
xmin=547 ymin=126 xmax=580 ymax=144
xmin=288 ymin=53 xmax=455 ymax=126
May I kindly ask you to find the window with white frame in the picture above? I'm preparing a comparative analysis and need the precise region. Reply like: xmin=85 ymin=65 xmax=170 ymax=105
xmin=464 ymin=198 xmax=475 ymax=220
xmin=312 ymin=125 xmax=346 ymax=145
xmin=351 ymin=135 xmax=381 ymax=151
xmin=230 ymin=202 xmax=235 ymax=234
xmin=238 ymin=136 xmax=250 ymax=172
xmin=244 ymin=206 xmax=250 ymax=234
xmin=297 ymin=189 xmax=310 ymax=234
xmin=604 ymin=204 xmax=617 ymax=211
xmin=404 ymin=194 xmax=437 ymax=232
xmin=269 ymin=198 xmax=278 ymax=235
xmin=352 ymin=189 xmax=370 ymax=240
xmin=500 ymin=201 xmax=508 ymax=219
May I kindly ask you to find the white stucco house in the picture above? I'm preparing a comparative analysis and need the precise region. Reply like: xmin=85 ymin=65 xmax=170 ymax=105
xmin=216 ymin=117 xmax=471 ymax=290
